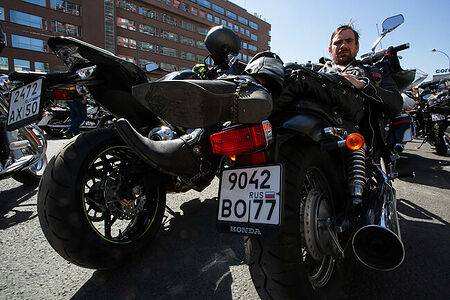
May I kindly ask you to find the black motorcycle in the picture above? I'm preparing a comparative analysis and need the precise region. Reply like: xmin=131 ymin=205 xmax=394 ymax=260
xmin=37 ymin=14 xmax=416 ymax=299
xmin=408 ymin=80 xmax=450 ymax=155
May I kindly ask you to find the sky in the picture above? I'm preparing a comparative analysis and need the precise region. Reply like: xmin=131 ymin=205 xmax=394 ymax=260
xmin=231 ymin=0 xmax=450 ymax=81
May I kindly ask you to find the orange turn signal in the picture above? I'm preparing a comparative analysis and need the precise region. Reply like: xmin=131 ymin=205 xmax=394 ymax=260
xmin=345 ymin=133 xmax=365 ymax=150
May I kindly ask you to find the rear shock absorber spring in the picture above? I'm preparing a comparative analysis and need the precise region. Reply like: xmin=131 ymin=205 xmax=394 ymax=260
xmin=348 ymin=146 xmax=366 ymax=205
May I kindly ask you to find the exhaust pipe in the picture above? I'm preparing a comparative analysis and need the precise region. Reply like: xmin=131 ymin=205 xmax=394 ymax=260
xmin=352 ymin=165 xmax=405 ymax=271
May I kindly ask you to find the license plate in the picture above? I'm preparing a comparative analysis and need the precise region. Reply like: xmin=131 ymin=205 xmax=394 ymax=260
xmin=431 ymin=113 xmax=445 ymax=122
xmin=217 ymin=164 xmax=283 ymax=237
xmin=6 ymin=79 xmax=43 ymax=131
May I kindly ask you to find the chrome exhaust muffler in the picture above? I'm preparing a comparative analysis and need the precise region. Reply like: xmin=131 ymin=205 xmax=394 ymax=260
xmin=352 ymin=165 xmax=405 ymax=271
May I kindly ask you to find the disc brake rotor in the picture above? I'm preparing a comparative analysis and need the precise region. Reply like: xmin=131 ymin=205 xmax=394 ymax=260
xmin=104 ymin=172 xmax=146 ymax=220
xmin=303 ymin=188 xmax=333 ymax=261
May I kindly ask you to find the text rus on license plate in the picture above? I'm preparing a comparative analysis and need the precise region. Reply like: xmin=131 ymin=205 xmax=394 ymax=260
xmin=7 ymin=78 xmax=43 ymax=131
xmin=217 ymin=164 xmax=283 ymax=237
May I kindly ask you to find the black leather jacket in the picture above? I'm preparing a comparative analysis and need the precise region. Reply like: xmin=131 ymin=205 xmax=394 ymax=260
xmin=319 ymin=60 xmax=403 ymax=117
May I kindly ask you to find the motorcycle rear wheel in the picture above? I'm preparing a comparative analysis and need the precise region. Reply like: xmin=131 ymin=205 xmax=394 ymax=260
xmin=245 ymin=141 xmax=346 ymax=299
xmin=37 ymin=128 xmax=166 ymax=269
xmin=435 ymin=123 xmax=449 ymax=155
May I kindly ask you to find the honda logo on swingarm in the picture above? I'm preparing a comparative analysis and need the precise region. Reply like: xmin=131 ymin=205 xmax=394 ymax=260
xmin=229 ymin=225 xmax=262 ymax=235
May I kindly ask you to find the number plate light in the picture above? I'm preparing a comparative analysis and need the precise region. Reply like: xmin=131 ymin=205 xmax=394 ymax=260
xmin=210 ymin=121 xmax=272 ymax=156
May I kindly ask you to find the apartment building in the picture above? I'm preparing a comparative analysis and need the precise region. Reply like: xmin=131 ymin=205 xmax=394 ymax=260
xmin=0 ymin=0 xmax=271 ymax=78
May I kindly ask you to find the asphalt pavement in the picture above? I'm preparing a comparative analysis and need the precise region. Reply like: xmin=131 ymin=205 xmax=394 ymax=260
xmin=0 ymin=137 xmax=449 ymax=300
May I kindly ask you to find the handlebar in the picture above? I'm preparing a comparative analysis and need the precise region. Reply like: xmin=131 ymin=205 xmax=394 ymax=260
xmin=360 ymin=43 xmax=410 ymax=65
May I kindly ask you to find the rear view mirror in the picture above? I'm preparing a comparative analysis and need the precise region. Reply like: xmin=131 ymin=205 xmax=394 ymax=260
xmin=145 ymin=63 xmax=159 ymax=72
xmin=382 ymin=14 xmax=404 ymax=33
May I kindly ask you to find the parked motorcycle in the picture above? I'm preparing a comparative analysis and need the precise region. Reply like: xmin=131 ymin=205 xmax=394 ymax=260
xmin=407 ymin=79 xmax=450 ymax=155
xmin=37 ymin=15 xmax=416 ymax=299
xmin=0 ymin=26 xmax=47 ymax=186
xmin=38 ymin=90 xmax=114 ymax=138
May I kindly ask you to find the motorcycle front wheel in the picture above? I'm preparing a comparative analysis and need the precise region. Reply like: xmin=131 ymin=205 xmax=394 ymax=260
xmin=37 ymin=128 xmax=166 ymax=269
xmin=435 ymin=122 xmax=449 ymax=155
xmin=245 ymin=141 xmax=347 ymax=299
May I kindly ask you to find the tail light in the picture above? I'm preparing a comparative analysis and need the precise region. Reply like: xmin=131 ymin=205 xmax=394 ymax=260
xmin=54 ymin=89 xmax=74 ymax=100
xmin=210 ymin=121 xmax=272 ymax=156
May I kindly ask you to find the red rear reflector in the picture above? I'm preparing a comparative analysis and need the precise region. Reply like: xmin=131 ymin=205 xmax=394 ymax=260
xmin=54 ymin=89 xmax=73 ymax=100
xmin=236 ymin=152 xmax=266 ymax=165
xmin=210 ymin=124 xmax=267 ymax=155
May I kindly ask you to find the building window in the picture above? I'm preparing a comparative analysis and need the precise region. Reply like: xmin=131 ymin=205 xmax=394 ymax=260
xmin=116 ymin=0 xmax=136 ymax=12
xmin=14 ymin=59 xmax=31 ymax=71
xmin=197 ymin=54 xmax=207 ymax=63
xmin=199 ymin=10 xmax=206 ymax=19
xmin=238 ymin=16 xmax=248 ymax=26
xmin=11 ymin=35 xmax=47 ymax=52
xmin=221 ymin=20 xmax=226 ymax=26
xmin=212 ymin=4 xmax=224 ymax=15
xmin=197 ymin=0 xmax=211 ymax=9
xmin=139 ymin=7 xmax=158 ymax=19
xmin=117 ymin=17 xmax=136 ymax=31
xmin=139 ymin=24 xmax=158 ymax=36
xmin=234 ymin=25 xmax=238 ymax=32
xmin=226 ymin=10 xmax=236 ymax=21
xmin=21 ymin=0 xmax=46 ymax=7
xmin=117 ymin=36 xmax=136 ymax=49
xmin=197 ymin=26 xmax=208 ymax=35
xmin=181 ymin=20 xmax=195 ymax=32
xmin=0 ymin=7 xmax=5 ymax=21
xmin=0 ymin=57 xmax=8 ymax=70
xmin=51 ymin=21 xmax=81 ymax=37
xmin=268 ymin=30 xmax=271 ymax=36
xmin=207 ymin=14 xmax=213 ymax=22
xmin=196 ymin=41 xmax=206 ymax=50
xmin=180 ymin=51 xmax=196 ymax=61
xmin=190 ymin=7 xmax=197 ymax=16
xmin=160 ymin=47 xmax=177 ymax=58
xmin=246 ymin=29 xmax=250 ymax=37
xmin=161 ymin=14 xmax=177 ymax=25
xmin=180 ymin=36 xmax=194 ymax=47
xmin=105 ymin=0 xmax=115 ymax=53
xmin=243 ymin=42 xmax=247 ymax=49
xmin=50 ymin=0 xmax=81 ymax=16
xmin=227 ymin=22 xmax=232 ymax=30
xmin=118 ymin=55 xmax=136 ymax=63
xmin=181 ymin=3 xmax=189 ymax=12
xmin=243 ymin=54 xmax=247 ymax=61
xmin=248 ymin=44 xmax=257 ymax=52
xmin=173 ymin=0 xmax=181 ymax=8
xmin=214 ymin=16 xmax=220 ymax=24
xmin=161 ymin=30 xmax=178 ymax=42
xmin=248 ymin=56 xmax=253 ymax=61
xmin=53 ymin=65 xmax=67 ymax=72
xmin=34 ymin=62 xmax=49 ymax=73
xmin=249 ymin=21 xmax=258 ymax=30
xmin=140 ymin=41 xmax=158 ymax=53
xmin=251 ymin=33 xmax=258 ymax=41
xmin=10 ymin=10 xmax=47 ymax=30
xmin=160 ymin=62 xmax=177 ymax=72
xmin=268 ymin=41 xmax=271 ymax=47
xmin=240 ymin=27 xmax=244 ymax=35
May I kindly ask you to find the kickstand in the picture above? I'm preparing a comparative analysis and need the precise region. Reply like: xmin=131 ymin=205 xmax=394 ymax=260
xmin=416 ymin=137 xmax=428 ymax=150
xmin=165 ymin=205 xmax=180 ymax=218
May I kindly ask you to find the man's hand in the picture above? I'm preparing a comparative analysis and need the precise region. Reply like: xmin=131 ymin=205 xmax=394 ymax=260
xmin=341 ymin=73 xmax=366 ymax=89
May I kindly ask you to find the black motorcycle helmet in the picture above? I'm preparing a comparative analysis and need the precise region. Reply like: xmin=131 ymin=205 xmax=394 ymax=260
xmin=204 ymin=25 xmax=241 ymax=66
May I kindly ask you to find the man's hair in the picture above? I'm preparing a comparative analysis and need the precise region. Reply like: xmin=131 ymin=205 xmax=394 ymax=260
xmin=329 ymin=25 xmax=359 ymax=46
